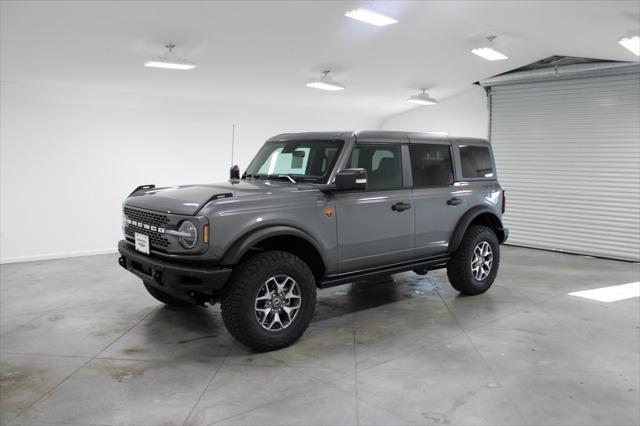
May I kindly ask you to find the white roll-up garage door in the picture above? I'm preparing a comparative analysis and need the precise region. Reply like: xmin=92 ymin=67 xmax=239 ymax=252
xmin=487 ymin=69 xmax=640 ymax=261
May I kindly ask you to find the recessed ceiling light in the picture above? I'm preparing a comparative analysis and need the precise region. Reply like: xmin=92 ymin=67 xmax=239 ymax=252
xmin=344 ymin=8 xmax=398 ymax=27
xmin=619 ymin=35 xmax=640 ymax=56
xmin=408 ymin=89 xmax=438 ymax=106
xmin=144 ymin=43 xmax=196 ymax=70
xmin=306 ymin=70 xmax=345 ymax=91
xmin=471 ymin=36 xmax=508 ymax=61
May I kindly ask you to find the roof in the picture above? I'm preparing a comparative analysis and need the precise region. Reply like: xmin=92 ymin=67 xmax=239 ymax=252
xmin=267 ymin=130 xmax=489 ymax=144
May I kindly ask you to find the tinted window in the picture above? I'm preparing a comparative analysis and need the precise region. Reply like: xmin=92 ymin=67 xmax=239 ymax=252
xmin=459 ymin=145 xmax=494 ymax=178
xmin=410 ymin=144 xmax=453 ymax=187
xmin=348 ymin=144 xmax=402 ymax=190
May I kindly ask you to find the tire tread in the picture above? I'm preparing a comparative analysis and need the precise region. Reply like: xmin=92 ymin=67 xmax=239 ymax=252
xmin=447 ymin=225 xmax=499 ymax=295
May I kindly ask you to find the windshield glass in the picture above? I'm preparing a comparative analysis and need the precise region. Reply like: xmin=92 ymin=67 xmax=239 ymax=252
xmin=244 ymin=139 xmax=344 ymax=183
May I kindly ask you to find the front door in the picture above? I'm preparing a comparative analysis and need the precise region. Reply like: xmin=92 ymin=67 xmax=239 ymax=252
xmin=335 ymin=143 xmax=414 ymax=273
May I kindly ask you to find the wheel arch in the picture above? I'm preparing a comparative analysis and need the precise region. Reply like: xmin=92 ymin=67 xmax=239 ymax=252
xmin=449 ymin=206 xmax=506 ymax=254
xmin=220 ymin=226 xmax=327 ymax=283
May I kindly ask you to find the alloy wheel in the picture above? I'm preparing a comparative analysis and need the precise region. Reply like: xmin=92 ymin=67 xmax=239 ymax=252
xmin=471 ymin=241 xmax=493 ymax=281
xmin=254 ymin=275 xmax=302 ymax=331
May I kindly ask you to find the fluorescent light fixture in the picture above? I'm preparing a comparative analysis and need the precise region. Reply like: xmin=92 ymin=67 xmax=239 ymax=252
xmin=345 ymin=8 xmax=398 ymax=27
xmin=144 ymin=43 xmax=196 ymax=70
xmin=471 ymin=35 xmax=508 ymax=61
xmin=619 ymin=35 xmax=640 ymax=56
xmin=408 ymin=89 xmax=438 ymax=106
xmin=569 ymin=282 xmax=639 ymax=303
xmin=306 ymin=70 xmax=345 ymax=91
xmin=471 ymin=47 xmax=508 ymax=61
xmin=144 ymin=60 xmax=196 ymax=70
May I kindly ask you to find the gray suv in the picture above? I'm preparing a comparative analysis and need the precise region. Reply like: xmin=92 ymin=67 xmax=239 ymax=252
xmin=118 ymin=131 xmax=508 ymax=351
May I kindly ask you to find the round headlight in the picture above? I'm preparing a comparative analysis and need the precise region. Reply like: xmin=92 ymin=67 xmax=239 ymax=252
xmin=178 ymin=221 xmax=198 ymax=249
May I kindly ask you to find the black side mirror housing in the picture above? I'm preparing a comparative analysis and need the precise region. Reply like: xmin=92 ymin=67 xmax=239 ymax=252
xmin=334 ymin=168 xmax=368 ymax=191
xmin=230 ymin=165 xmax=240 ymax=180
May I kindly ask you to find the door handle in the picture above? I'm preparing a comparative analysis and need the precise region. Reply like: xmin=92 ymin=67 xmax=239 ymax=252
xmin=447 ymin=198 xmax=463 ymax=206
xmin=391 ymin=202 xmax=412 ymax=212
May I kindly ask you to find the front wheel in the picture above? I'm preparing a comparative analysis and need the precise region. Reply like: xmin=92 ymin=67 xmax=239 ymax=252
xmin=447 ymin=225 xmax=500 ymax=295
xmin=221 ymin=250 xmax=316 ymax=352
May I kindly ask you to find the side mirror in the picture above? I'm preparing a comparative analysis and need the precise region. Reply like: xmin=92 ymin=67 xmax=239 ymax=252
xmin=334 ymin=168 xmax=367 ymax=191
xmin=230 ymin=165 xmax=240 ymax=180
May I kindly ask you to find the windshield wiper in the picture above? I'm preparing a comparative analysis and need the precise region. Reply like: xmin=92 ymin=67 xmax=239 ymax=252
xmin=246 ymin=174 xmax=301 ymax=183
xmin=244 ymin=174 xmax=268 ymax=180
xmin=275 ymin=175 xmax=297 ymax=183
xmin=298 ymin=177 xmax=320 ymax=183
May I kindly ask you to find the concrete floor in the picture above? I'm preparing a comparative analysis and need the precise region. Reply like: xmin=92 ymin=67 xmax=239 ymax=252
xmin=0 ymin=246 xmax=638 ymax=426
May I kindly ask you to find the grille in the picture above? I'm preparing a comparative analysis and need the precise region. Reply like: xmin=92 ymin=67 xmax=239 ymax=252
xmin=123 ymin=207 xmax=170 ymax=249
xmin=123 ymin=207 xmax=169 ymax=227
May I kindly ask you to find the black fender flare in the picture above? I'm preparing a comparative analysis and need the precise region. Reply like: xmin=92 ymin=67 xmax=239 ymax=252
xmin=448 ymin=206 xmax=505 ymax=254
xmin=220 ymin=225 xmax=327 ymax=268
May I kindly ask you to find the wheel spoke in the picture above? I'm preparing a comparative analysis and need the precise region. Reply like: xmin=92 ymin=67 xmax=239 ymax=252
xmin=265 ymin=278 xmax=277 ymax=294
xmin=284 ymin=287 xmax=300 ymax=300
xmin=275 ymin=276 xmax=286 ymax=293
xmin=255 ymin=293 xmax=270 ymax=302
xmin=260 ymin=309 xmax=272 ymax=326
xmin=268 ymin=312 xmax=283 ymax=329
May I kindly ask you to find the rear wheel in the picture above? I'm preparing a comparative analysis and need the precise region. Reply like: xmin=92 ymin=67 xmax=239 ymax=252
xmin=143 ymin=282 xmax=191 ymax=307
xmin=447 ymin=225 xmax=500 ymax=295
xmin=221 ymin=250 xmax=316 ymax=352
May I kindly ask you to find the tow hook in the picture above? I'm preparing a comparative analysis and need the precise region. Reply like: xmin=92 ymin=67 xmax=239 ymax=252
xmin=118 ymin=256 xmax=127 ymax=269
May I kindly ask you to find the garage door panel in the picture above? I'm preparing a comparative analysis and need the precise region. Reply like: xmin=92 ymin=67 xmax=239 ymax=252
xmin=490 ymin=71 xmax=640 ymax=261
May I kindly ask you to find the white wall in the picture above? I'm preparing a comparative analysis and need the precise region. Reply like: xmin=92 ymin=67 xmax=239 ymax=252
xmin=380 ymin=86 xmax=488 ymax=138
xmin=0 ymin=82 xmax=378 ymax=263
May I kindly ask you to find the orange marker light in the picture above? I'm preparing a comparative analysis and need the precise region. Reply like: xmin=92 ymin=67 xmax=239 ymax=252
xmin=324 ymin=208 xmax=334 ymax=218
xmin=203 ymin=225 xmax=209 ymax=244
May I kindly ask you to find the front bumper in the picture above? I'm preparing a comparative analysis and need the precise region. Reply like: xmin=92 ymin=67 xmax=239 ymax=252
xmin=117 ymin=240 xmax=232 ymax=303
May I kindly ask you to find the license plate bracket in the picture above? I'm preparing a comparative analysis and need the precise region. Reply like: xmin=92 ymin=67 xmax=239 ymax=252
xmin=134 ymin=232 xmax=150 ymax=255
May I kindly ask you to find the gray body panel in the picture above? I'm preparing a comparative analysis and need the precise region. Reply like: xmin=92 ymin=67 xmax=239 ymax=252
xmin=122 ymin=131 xmax=504 ymax=280
xmin=335 ymin=189 xmax=414 ymax=272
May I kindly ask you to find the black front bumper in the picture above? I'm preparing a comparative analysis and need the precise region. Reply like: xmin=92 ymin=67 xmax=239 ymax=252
xmin=118 ymin=240 xmax=232 ymax=302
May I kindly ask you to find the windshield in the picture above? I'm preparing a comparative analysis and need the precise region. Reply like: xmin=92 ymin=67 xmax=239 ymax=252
xmin=244 ymin=139 xmax=344 ymax=183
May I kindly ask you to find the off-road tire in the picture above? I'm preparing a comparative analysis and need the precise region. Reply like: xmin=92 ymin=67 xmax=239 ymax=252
xmin=447 ymin=225 xmax=500 ymax=295
xmin=221 ymin=250 xmax=316 ymax=352
xmin=143 ymin=281 xmax=191 ymax=307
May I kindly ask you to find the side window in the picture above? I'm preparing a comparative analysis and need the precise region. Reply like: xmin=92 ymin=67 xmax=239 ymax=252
xmin=348 ymin=144 xmax=402 ymax=190
xmin=410 ymin=144 xmax=453 ymax=187
xmin=459 ymin=145 xmax=495 ymax=179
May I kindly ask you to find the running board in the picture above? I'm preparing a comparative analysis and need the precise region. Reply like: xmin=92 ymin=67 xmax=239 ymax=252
xmin=318 ymin=255 xmax=450 ymax=289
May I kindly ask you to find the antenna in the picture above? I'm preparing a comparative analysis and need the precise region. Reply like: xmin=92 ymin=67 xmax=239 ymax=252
xmin=231 ymin=124 xmax=235 ymax=167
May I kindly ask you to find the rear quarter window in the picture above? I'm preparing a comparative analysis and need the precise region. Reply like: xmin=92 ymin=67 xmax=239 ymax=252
xmin=459 ymin=145 xmax=495 ymax=179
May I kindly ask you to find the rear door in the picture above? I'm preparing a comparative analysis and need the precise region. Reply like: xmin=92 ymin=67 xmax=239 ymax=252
xmin=334 ymin=142 xmax=414 ymax=273
xmin=410 ymin=140 xmax=466 ymax=257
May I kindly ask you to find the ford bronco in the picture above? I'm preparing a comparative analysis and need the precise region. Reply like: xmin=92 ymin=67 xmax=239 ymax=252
xmin=118 ymin=131 xmax=508 ymax=351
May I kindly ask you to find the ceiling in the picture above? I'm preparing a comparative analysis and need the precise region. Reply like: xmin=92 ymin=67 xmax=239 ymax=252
xmin=2 ymin=0 xmax=639 ymax=119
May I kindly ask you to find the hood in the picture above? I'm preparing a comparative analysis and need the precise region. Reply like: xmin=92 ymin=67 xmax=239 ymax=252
xmin=124 ymin=180 xmax=302 ymax=215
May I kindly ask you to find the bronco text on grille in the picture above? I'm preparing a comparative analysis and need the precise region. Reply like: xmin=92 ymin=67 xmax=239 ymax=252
xmin=123 ymin=206 xmax=170 ymax=249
